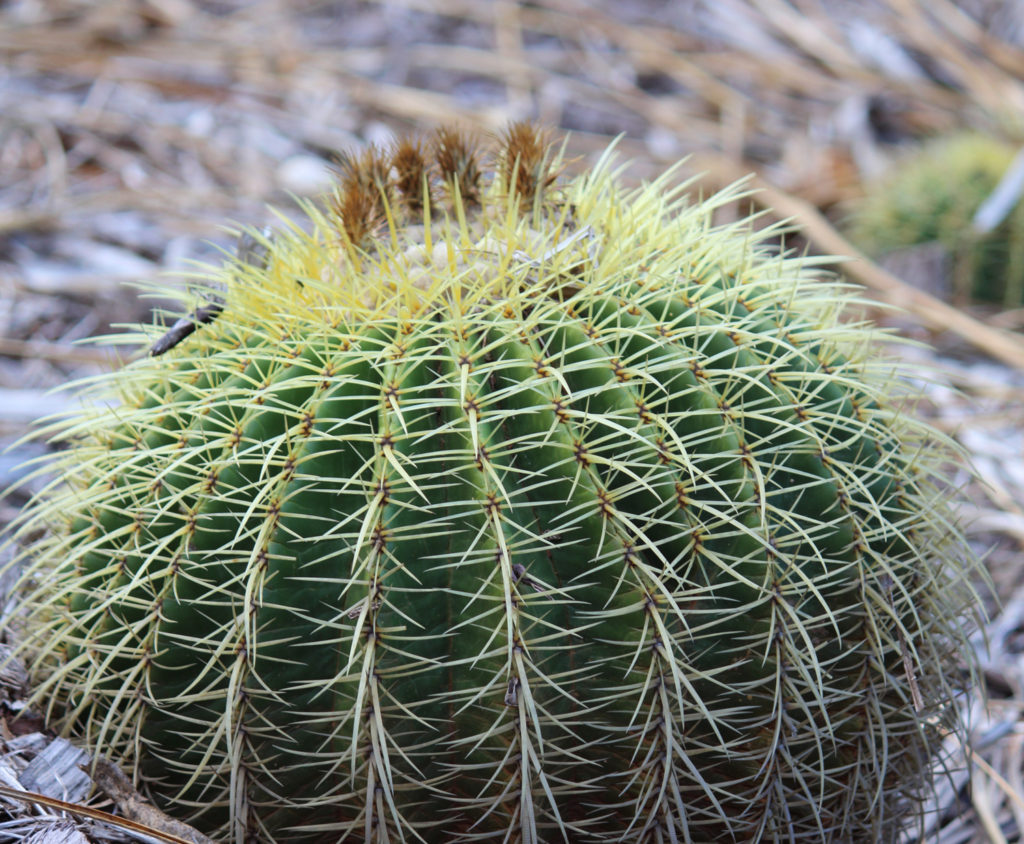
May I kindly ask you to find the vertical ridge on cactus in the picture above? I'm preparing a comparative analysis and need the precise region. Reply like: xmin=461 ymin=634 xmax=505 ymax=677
xmin=3 ymin=124 xmax=980 ymax=843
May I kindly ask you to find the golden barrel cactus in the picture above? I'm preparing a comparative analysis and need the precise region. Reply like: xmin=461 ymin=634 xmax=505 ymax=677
xmin=4 ymin=125 xmax=980 ymax=843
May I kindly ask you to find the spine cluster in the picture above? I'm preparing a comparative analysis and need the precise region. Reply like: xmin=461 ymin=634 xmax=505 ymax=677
xmin=330 ymin=123 xmax=557 ymax=249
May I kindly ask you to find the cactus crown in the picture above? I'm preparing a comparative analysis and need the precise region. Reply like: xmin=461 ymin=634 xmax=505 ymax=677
xmin=5 ymin=124 xmax=979 ymax=843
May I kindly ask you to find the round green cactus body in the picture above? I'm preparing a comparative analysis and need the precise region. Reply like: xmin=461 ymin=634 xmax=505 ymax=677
xmin=7 ymin=126 xmax=978 ymax=843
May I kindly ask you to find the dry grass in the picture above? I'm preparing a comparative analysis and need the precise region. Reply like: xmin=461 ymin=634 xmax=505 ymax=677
xmin=1 ymin=1 xmax=1023 ymax=840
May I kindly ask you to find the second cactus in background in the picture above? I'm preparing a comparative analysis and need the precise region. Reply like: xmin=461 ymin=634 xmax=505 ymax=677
xmin=848 ymin=132 xmax=1024 ymax=308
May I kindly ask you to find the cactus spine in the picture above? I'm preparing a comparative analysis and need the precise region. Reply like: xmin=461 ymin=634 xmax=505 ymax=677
xmin=5 ymin=125 xmax=979 ymax=843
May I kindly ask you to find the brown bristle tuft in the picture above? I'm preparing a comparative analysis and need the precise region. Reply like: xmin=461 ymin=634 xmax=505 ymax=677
xmin=331 ymin=147 xmax=392 ymax=247
xmin=433 ymin=127 xmax=482 ymax=206
xmin=500 ymin=122 xmax=556 ymax=204
xmin=391 ymin=138 xmax=432 ymax=214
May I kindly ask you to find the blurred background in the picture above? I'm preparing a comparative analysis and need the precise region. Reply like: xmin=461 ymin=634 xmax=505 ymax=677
xmin=2 ymin=1 xmax=1024 ymax=839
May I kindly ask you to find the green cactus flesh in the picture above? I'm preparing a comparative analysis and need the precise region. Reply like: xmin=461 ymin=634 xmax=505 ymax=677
xmin=7 ymin=128 xmax=978 ymax=843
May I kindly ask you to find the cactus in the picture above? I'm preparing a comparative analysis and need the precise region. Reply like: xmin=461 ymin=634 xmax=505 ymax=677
xmin=848 ymin=132 xmax=1024 ymax=308
xmin=4 ymin=125 xmax=980 ymax=843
